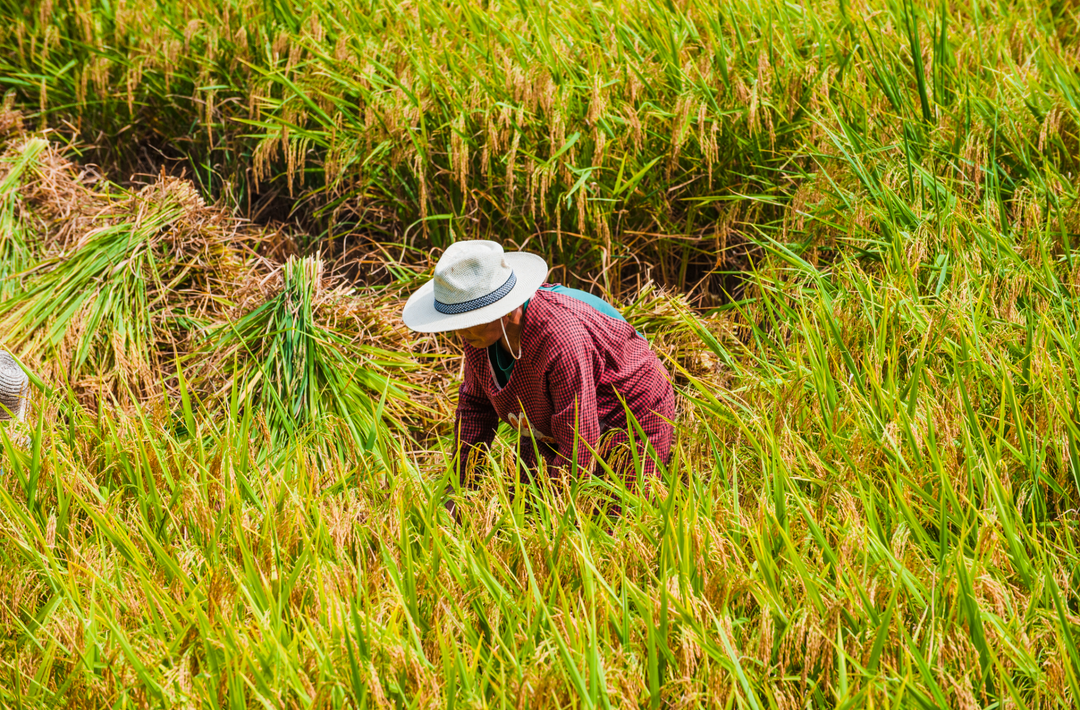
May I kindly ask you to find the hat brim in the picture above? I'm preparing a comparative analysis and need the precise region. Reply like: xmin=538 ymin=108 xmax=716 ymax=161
xmin=401 ymin=252 xmax=549 ymax=333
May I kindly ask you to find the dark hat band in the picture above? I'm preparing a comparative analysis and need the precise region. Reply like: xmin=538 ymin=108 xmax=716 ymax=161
xmin=434 ymin=271 xmax=517 ymax=315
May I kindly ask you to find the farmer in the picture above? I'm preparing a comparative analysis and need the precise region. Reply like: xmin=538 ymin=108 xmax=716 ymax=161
xmin=402 ymin=240 xmax=675 ymax=491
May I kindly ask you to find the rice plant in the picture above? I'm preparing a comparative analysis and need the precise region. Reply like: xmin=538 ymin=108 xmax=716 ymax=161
xmin=3 ymin=0 xmax=1075 ymax=294
xmin=1 ymin=0 xmax=1079 ymax=707
xmin=0 ymin=137 xmax=47 ymax=300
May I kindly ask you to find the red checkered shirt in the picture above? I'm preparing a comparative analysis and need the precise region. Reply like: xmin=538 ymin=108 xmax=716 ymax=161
xmin=454 ymin=287 xmax=675 ymax=480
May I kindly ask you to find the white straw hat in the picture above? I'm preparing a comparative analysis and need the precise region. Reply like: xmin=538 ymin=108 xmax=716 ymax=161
xmin=402 ymin=240 xmax=548 ymax=333
xmin=0 ymin=350 xmax=28 ymax=421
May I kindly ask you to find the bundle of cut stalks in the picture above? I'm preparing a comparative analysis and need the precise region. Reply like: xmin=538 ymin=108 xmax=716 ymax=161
xmin=0 ymin=112 xmax=441 ymax=442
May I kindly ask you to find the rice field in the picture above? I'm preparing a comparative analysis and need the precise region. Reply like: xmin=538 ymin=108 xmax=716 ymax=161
xmin=1 ymin=0 xmax=1080 ymax=707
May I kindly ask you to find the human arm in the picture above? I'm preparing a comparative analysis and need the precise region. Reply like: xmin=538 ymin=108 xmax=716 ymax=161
xmin=453 ymin=356 xmax=499 ymax=486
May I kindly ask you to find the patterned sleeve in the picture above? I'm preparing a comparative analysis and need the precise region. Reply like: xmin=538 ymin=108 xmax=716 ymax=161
xmin=454 ymin=354 xmax=499 ymax=485
xmin=545 ymin=330 xmax=602 ymax=475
